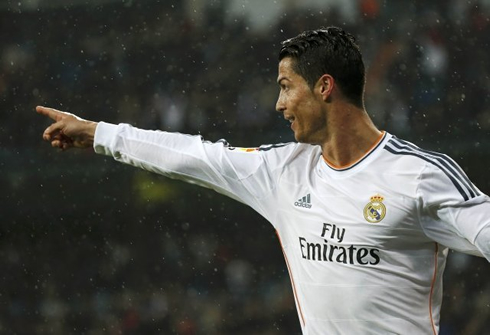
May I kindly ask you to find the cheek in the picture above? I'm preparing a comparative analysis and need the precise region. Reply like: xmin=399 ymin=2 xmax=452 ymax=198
xmin=289 ymin=92 xmax=305 ymax=109
xmin=302 ymin=102 xmax=324 ymax=125
xmin=296 ymin=99 xmax=316 ymax=118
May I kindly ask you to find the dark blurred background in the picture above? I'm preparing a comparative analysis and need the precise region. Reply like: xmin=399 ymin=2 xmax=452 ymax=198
xmin=1 ymin=0 xmax=490 ymax=334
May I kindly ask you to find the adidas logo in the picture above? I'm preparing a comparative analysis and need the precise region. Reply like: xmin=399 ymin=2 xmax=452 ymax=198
xmin=294 ymin=193 xmax=312 ymax=209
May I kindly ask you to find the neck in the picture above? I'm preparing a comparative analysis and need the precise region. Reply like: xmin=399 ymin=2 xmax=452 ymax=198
xmin=321 ymin=103 xmax=382 ymax=168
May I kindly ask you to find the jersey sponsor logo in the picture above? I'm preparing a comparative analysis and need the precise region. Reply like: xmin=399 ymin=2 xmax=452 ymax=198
xmin=294 ymin=193 xmax=312 ymax=209
xmin=299 ymin=223 xmax=381 ymax=266
xmin=363 ymin=194 xmax=386 ymax=223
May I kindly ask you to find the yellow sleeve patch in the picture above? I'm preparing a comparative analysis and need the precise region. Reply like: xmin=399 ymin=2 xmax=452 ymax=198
xmin=228 ymin=147 xmax=259 ymax=153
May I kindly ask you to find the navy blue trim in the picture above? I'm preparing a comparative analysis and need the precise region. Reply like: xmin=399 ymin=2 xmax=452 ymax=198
xmin=393 ymin=138 xmax=479 ymax=197
xmin=384 ymin=138 xmax=478 ymax=201
xmin=325 ymin=132 xmax=387 ymax=171
xmin=258 ymin=143 xmax=288 ymax=151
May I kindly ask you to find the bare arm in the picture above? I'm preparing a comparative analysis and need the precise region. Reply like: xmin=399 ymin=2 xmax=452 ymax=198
xmin=36 ymin=106 xmax=98 ymax=150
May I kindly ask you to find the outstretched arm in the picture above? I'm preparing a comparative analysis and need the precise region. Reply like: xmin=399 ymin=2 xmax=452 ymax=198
xmin=36 ymin=106 xmax=98 ymax=150
xmin=37 ymin=106 xmax=288 ymax=220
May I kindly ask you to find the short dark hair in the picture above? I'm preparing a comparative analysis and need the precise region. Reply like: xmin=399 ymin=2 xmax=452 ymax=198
xmin=279 ymin=27 xmax=365 ymax=107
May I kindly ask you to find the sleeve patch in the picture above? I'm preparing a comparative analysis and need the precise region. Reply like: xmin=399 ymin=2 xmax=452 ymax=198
xmin=227 ymin=147 xmax=259 ymax=153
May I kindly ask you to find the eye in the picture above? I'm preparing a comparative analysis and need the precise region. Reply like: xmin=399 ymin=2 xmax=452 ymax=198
xmin=278 ymin=79 xmax=290 ymax=92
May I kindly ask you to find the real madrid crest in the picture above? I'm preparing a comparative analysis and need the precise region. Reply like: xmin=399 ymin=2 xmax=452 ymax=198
xmin=363 ymin=194 xmax=386 ymax=223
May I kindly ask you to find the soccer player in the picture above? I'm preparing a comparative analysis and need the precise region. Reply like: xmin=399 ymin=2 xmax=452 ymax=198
xmin=37 ymin=27 xmax=490 ymax=334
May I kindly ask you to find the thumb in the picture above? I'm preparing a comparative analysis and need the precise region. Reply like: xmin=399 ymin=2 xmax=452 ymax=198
xmin=43 ymin=120 xmax=65 ymax=141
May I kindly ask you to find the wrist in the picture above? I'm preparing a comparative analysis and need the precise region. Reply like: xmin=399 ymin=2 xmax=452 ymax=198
xmin=83 ymin=121 xmax=98 ymax=147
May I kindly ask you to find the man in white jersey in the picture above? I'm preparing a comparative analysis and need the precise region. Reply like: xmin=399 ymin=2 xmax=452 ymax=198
xmin=37 ymin=27 xmax=490 ymax=334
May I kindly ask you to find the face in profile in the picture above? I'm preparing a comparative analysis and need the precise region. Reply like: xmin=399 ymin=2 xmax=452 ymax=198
xmin=276 ymin=57 xmax=327 ymax=145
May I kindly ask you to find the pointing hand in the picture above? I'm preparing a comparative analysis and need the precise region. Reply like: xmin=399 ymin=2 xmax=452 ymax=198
xmin=36 ymin=106 xmax=98 ymax=150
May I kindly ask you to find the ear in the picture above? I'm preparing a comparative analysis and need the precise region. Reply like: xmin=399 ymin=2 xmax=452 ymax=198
xmin=316 ymin=74 xmax=335 ymax=102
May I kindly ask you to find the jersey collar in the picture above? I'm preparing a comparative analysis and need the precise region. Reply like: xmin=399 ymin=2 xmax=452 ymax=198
xmin=322 ymin=131 xmax=388 ymax=172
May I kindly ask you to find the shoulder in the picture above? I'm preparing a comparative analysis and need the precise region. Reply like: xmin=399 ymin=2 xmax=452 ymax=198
xmin=258 ymin=142 xmax=320 ymax=163
xmin=216 ymin=141 xmax=317 ymax=170
xmin=258 ymin=142 xmax=316 ymax=154
xmin=382 ymin=135 xmax=458 ymax=173
xmin=382 ymin=135 xmax=480 ymax=202
xmin=258 ymin=142 xmax=321 ymax=165
xmin=243 ymin=142 xmax=321 ymax=174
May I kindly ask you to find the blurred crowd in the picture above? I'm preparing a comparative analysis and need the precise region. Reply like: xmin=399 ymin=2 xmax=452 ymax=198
xmin=1 ymin=0 xmax=490 ymax=334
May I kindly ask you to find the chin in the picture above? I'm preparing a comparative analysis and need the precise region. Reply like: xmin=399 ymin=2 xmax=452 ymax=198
xmin=294 ymin=134 xmax=307 ymax=143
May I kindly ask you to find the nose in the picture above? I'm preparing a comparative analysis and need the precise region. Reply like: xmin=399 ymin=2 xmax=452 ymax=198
xmin=276 ymin=92 xmax=285 ymax=112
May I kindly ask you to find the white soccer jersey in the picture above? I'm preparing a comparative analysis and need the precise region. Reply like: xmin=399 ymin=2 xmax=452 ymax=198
xmin=94 ymin=122 xmax=490 ymax=335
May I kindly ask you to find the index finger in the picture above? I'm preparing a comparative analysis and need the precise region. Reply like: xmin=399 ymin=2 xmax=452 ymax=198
xmin=36 ymin=106 xmax=64 ymax=121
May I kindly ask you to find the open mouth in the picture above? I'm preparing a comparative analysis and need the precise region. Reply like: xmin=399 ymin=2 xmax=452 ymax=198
xmin=284 ymin=114 xmax=295 ymax=124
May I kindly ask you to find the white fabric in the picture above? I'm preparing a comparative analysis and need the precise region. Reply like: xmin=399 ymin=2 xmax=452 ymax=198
xmin=94 ymin=122 xmax=490 ymax=335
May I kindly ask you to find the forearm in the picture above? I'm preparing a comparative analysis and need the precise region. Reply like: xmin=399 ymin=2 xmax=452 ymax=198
xmin=93 ymin=122 xmax=229 ymax=187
